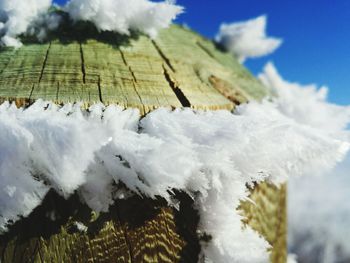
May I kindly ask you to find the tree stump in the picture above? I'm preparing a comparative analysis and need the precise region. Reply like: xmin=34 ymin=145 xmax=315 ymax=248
xmin=0 ymin=25 xmax=286 ymax=262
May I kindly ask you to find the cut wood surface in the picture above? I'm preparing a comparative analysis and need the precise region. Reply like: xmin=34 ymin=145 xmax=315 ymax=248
xmin=0 ymin=25 xmax=285 ymax=263
xmin=0 ymin=25 xmax=268 ymax=113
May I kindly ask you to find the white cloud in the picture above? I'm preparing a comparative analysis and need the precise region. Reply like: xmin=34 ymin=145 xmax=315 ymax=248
xmin=64 ymin=0 xmax=183 ymax=38
xmin=0 ymin=0 xmax=52 ymax=47
xmin=216 ymin=15 xmax=282 ymax=63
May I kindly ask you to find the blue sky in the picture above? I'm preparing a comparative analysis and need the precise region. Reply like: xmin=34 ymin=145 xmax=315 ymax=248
xmin=54 ymin=0 xmax=350 ymax=105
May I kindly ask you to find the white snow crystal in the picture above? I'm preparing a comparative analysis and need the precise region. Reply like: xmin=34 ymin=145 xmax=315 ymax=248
xmin=259 ymin=62 xmax=350 ymax=137
xmin=216 ymin=15 xmax=282 ymax=63
xmin=26 ymin=12 xmax=62 ymax=42
xmin=64 ymin=0 xmax=183 ymax=38
xmin=0 ymin=0 xmax=52 ymax=47
xmin=74 ymin=221 xmax=88 ymax=232
xmin=0 ymin=0 xmax=183 ymax=47
xmin=0 ymin=97 xmax=348 ymax=262
xmin=259 ymin=62 xmax=350 ymax=263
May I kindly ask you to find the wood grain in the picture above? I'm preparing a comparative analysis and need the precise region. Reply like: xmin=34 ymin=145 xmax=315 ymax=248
xmin=0 ymin=25 xmax=268 ymax=113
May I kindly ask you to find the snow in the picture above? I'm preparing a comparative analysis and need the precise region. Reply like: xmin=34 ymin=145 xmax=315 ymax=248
xmin=259 ymin=62 xmax=350 ymax=136
xmin=74 ymin=221 xmax=88 ymax=232
xmin=259 ymin=62 xmax=350 ymax=263
xmin=0 ymin=0 xmax=52 ymax=47
xmin=0 ymin=2 xmax=348 ymax=261
xmin=64 ymin=0 xmax=183 ymax=38
xmin=287 ymin=254 xmax=298 ymax=263
xmin=216 ymin=15 xmax=282 ymax=63
xmin=0 ymin=97 xmax=348 ymax=262
xmin=0 ymin=6 xmax=349 ymax=259
xmin=0 ymin=0 xmax=183 ymax=47
xmin=26 ymin=12 xmax=62 ymax=42
xmin=288 ymin=160 xmax=350 ymax=263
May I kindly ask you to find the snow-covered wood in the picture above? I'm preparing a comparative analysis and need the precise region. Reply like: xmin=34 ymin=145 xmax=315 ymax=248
xmin=0 ymin=25 xmax=285 ymax=263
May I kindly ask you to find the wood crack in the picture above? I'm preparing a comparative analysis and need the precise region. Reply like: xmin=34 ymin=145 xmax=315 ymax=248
xmin=120 ymin=51 xmax=138 ymax=83
xmin=119 ymin=49 xmax=145 ymax=112
xmin=28 ymin=84 xmax=35 ymax=103
xmin=163 ymin=66 xmax=191 ymax=107
xmin=56 ymin=82 xmax=60 ymax=101
xmin=79 ymin=43 xmax=86 ymax=84
xmin=196 ymin=41 xmax=215 ymax=59
xmin=39 ymin=42 xmax=51 ymax=83
xmin=151 ymin=40 xmax=175 ymax=72
xmin=97 ymin=75 xmax=103 ymax=103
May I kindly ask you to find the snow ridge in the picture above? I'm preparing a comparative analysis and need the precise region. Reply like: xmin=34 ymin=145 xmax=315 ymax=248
xmin=0 ymin=0 xmax=52 ymax=47
xmin=259 ymin=62 xmax=350 ymax=137
xmin=64 ymin=0 xmax=183 ymax=39
xmin=0 ymin=0 xmax=183 ymax=47
xmin=0 ymin=98 xmax=348 ymax=262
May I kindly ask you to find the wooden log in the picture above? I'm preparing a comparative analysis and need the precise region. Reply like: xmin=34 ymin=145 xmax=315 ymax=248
xmin=0 ymin=25 xmax=285 ymax=262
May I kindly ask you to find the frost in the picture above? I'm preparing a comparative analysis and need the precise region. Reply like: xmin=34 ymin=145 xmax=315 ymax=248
xmin=0 ymin=0 xmax=183 ymax=47
xmin=0 ymin=0 xmax=52 ymax=47
xmin=288 ymin=161 xmax=350 ymax=263
xmin=74 ymin=221 xmax=88 ymax=232
xmin=64 ymin=0 xmax=184 ymax=38
xmin=0 ymin=100 xmax=110 ymax=231
xmin=216 ymin=15 xmax=282 ymax=63
xmin=26 ymin=12 xmax=62 ymax=42
xmin=287 ymin=254 xmax=298 ymax=263
xmin=0 ymin=97 xmax=348 ymax=262
xmin=259 ymin=62 xmax=350 ymax=263
xmin=259 ymin=62 xmax=350 ymax=137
